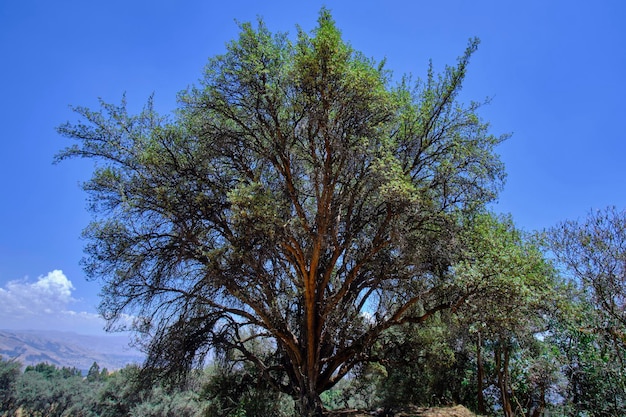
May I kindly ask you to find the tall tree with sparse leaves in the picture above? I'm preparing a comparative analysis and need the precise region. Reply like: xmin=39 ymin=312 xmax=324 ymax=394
xmin=56 ymin=10 xmax=505 ymax=416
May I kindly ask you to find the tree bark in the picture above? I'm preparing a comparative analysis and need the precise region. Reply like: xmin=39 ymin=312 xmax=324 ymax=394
xmin=496 ymin=342 xmax=514 ymax=417
xmin=529 ymin=385 xmax=545 ymax=417
xmin=476 ymin=332 xmax=487 ymax=415
xmin=297 ymin=388 xmax=324 ymax=417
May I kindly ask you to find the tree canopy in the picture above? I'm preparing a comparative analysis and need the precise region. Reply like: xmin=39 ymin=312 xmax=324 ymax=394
xmin=548 ymin=206 xmax=626 ymax=342
xmin=56 ymin=9 xmax=506 ymax=416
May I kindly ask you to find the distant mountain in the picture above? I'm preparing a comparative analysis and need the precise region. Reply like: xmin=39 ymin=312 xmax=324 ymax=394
xmin=0 ymin=329 xmax=144 ymax=372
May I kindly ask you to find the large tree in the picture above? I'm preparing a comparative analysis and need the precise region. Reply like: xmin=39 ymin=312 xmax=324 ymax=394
xmin=57 ymin=10 xmax=505 ymax=416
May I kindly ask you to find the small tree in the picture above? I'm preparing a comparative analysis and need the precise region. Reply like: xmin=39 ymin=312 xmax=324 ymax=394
xmin=95 ymin=365 xmax=143 ymax=417
xmin=57 ymin=10 xmax=505 ymax=416
xmin=87 ymin=362 xmax=101 ymax=383
xmin=547 ymin=206 xmax=626 ymax=415
xmin=454 ymin=213 xmax=561 ymax=417
xmin=369 ymin=213 xmax=561 ymax=415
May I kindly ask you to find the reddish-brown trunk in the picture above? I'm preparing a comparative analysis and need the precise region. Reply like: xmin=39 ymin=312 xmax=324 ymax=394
xmin=496 ymin=342 xmax=514 ymax=417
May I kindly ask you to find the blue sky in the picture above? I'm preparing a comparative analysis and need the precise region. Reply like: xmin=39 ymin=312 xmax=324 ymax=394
xmin=0 ymin=0 xmax=624 ymax=336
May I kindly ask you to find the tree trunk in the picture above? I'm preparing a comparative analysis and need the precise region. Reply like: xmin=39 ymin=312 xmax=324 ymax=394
xmin=496 ymin=342 xmax=514 ymax=417
xmin=529 ymin=385 xmax=545 ymax=417
xmin=476 ymin=332 xmax=487 ymax=415
xmin=297 ymin=389 xmax=324 ymax=417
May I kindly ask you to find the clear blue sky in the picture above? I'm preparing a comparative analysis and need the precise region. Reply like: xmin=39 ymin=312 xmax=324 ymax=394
xmin=1 ymin=0 xmax=624 ymax=335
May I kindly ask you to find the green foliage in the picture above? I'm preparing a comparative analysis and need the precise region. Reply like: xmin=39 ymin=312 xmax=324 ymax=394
xmin=95 ymin=364 xmax=144 ymax=417
xmin=545 ymin=298 xmax=626 ymax=416
xmin=14 ymin=362 xmax=90 ymax=417
xmin=0 ymin=356 xmax=20 ymax=413
xmin=453 ymin=213 xmax=564 ymax=416
xmin=320 ymin=365 xmax=385 ymax=411
xmin=547 ymin=207 xmax=626 ymax=346
xmin=1 ymin=361 xmax=211 ymax=417
xmin=86 ymin=361 xmax=108 ymax=383
xmin=366 ymin=313 xmax=477 ymax=410
xmin=456 ymin=213 xmax=559 ymax=334
xmin=129 ymin=386 xmax=206 ymax=417
xmin=201 ymin=362 xmax=295 ymax=417
xmin=355 ymin=213 xmax=567 ymax=416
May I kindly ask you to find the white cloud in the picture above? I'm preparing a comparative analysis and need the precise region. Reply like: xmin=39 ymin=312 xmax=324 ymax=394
xmin=32 ymin=269 xmax=75 ymax=301
xmin=0 ymin=270 xmax=108 ymax=335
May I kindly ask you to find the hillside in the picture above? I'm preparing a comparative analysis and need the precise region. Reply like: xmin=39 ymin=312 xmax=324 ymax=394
xmin=0 ymin=329 xmax=144 ymax=372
